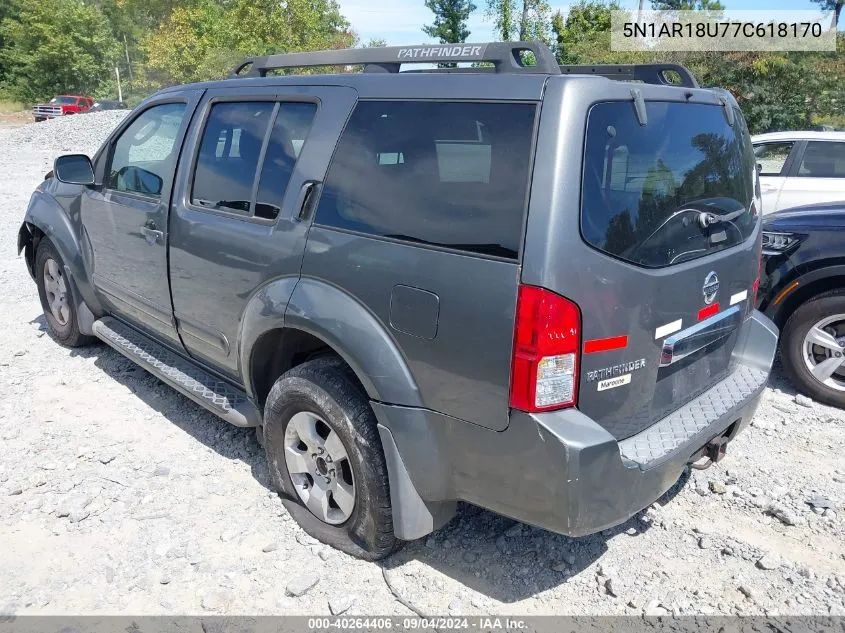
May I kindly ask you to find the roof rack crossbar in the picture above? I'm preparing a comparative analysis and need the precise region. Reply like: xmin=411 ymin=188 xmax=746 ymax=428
xmin=230 ymin=42 xmax=562 ymax=78
xmin=559 ymin=63 xmax=699 ymax=88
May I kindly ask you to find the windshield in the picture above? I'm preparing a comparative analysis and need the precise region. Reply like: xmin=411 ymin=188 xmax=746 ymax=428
xmin=50 ymin=96 xmax=78 ymax=105
xmin=581 ymin=101 xmax=756 ymax=268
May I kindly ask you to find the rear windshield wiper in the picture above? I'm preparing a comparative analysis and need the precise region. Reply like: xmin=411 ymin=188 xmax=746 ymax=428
xmin=697 ymin=207 xmax=746 ymax=229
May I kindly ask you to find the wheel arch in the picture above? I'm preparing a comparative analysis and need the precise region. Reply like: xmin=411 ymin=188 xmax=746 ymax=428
xmin=20 ymin=190 xmax=101 ymax=333
xmin=240 ymin=277 xmax=422 ymax=410
xmin=769 ymin=265 xmax=845 ymax=329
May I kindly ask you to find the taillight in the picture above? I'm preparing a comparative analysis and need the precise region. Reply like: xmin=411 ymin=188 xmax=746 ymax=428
xmin=510 ymin=285 xmax=581 ymax=412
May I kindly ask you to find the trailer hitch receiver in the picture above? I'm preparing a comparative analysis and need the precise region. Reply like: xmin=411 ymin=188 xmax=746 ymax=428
xmin=689 ymin=436 xmax=728 ymax=470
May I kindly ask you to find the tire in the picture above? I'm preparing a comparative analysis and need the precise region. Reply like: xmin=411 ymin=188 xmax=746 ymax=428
xmin=262 ymin=357 xmax=399 ymax=560
xmin=35 ymin=239 xmax=94 ymax=348
xmin=781 ymin=291 xmax=845 ymax=408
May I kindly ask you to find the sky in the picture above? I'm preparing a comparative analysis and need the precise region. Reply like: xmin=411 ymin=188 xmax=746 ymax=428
xmin=339 ymin=0 xmax=836 ymax=46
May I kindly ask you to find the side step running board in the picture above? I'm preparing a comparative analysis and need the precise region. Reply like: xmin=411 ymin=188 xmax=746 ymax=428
xmin=93 ymin=317 xmax=261 ymax=428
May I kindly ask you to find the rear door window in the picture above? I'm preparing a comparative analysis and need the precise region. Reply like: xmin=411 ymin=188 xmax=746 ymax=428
xmin=581 ymin=101 xmax=756 ymax=268
xmin=192 ymin=102 xmax=274 ymax=214
xmin=254 ymin=102 xmax=318 ymax=220
xmin=314 ymin=100 xmax=537 ymax=259
xmin=754 ymin=142 xmax=794 ymax=176
xmin=797 ymin=141 xmax=845 ymax=178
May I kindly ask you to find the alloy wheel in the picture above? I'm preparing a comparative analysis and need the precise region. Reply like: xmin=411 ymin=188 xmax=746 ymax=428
xmin=802 ymin=313 xmax=845 ymax=392
xmin=283 ymin=411 xmax=356 ymax=525
xmin=43 ymin=258 xmax=70 ymax=326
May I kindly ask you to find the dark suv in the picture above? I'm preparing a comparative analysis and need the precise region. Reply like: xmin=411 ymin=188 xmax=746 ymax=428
xmin=18 ymin=42 xmax=777 ymax=560
xmin=757 ymin=200 xmax=845 ymax=407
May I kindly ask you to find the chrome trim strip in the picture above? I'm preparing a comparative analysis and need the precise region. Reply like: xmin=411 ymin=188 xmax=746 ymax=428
xmin=660 ymin=305 xmax=742 ymax=368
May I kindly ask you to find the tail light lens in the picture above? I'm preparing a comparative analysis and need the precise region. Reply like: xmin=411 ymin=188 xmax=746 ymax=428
xmin=510 ymin=285 xmax=581 ymax=412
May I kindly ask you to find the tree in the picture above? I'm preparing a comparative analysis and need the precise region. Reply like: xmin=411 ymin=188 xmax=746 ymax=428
xmin=811 ymin=0 xmax=843 ymax=30
xmin=651 ymin=0 xmax=724 ymax=9
xmin=143 ymin=0 xmax=354 ymax=85
xmin=423 ymin=0 xmax=476 ymax=44
xmin=0 ymin=0 xmax=22 ymax=87
xmin=486 ymin=0 xmax=551 ymax=42
xmin=551 ymin=0 xmax=619 ymax=64
xmin=0 ymin=0 xmax=119 ymax=102
xmin=363 ymin=38 xmax=388 ymax=48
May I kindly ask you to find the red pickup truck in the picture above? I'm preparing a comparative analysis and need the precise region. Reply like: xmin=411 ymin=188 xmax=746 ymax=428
xmin=32 ymin=95 xmax=94 ymax=122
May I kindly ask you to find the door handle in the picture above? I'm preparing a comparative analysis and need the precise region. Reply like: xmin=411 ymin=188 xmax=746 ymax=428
xmin=141 ymin=221 xmax=163 ymax=244
xmin=295 ymin=181 xmax=322 ymax=221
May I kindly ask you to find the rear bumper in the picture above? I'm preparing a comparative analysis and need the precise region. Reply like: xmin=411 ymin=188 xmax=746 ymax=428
xmin=374 ymin=310 xmax=777 ymax=540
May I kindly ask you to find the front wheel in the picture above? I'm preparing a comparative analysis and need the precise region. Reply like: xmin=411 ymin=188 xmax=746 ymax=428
xmin=35 ymin=239 xmax=94 ymax=348
xmin=262 ymin=357 xmax=399 ymax=560
xmin=781 ymin=292 xmax=845 ymax=408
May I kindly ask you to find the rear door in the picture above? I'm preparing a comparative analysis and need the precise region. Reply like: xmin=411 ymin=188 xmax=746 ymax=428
xmin=168 ymin=86 xmax=357 ymax=378
xmin=526 ymin=80 xmax=761 ymax=440
xmin=753 ymin=140 xmax=796 ymax=213
xmin=777 ymin=140 xmax=845 ymax=211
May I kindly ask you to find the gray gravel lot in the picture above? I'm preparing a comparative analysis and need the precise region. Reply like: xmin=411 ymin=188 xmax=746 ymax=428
xmin=0 ymin=113 xmax=843 ymax=616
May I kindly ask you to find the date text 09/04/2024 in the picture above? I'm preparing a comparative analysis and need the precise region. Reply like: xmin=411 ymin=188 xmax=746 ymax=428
xmin=307 ymin=617 xmax=528 ymax=631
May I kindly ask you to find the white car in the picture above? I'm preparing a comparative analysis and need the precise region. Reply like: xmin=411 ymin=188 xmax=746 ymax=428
xmin=752 ymin=131 xmax=845 ymax=214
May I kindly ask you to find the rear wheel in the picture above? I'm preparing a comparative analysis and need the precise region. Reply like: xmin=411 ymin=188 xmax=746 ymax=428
xmin=782 ymin=292 xmax=845 ymax=408
xmin=262 ymin=357 xmax=399 ymax=560
xmin=35 ymin=239 xmax=94 ymax=348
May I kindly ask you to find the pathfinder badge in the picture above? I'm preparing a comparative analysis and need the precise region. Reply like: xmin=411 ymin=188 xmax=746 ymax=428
xmin=586 ymin=358 xmax=646 ymax=383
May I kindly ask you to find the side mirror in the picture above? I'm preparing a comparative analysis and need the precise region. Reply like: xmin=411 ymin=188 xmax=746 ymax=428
xmin=756 ymin=163 xmax=763 ymax=173
xmin=54 ymin=154 xmax=95 ymax=185
xmin=118 ymin=166 xmax=163 ymax=197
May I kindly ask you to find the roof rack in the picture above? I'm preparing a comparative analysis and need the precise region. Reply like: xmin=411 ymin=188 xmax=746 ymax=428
xmin=230 ymin=41 xmax=561 ymax=77
xmin=560 ymin=63 xmax=699 ymax=88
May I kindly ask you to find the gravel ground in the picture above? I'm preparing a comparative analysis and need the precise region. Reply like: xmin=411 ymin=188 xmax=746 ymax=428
xmin=0 ymin=112 xmax=844 ymax=617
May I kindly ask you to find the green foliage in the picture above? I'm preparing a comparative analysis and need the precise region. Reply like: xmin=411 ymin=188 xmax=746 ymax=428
xmin=550 ymin=2 xmax=844 ymax=134
xmin=0 ymin=0 xmax=119 ymax=103
xmin=487 ymin=0 xmax=552 ymax=43
xmin=651 ymin=0 xmax=725 ymax=9
xmin=142 ymin=0 xmax=354 ymax=85
xmin=552 ymin=0 xmax=619 ymax=64
xmin=424 ymin=0 xmax=477 ymax=43
xmin=363 ymin=38 xmax=388 ymax=48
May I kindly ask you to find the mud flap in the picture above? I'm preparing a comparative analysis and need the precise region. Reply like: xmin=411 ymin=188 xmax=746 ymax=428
xmin=376 ymin=423 xmax=456 ymax=540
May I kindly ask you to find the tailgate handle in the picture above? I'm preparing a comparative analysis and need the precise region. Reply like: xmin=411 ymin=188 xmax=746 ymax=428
xmin=659 ymin=305 xmax=742 ymax=367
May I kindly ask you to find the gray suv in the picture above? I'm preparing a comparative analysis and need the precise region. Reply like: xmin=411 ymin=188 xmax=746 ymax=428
xmin=18 ymin=42 xmax=777 ymax=560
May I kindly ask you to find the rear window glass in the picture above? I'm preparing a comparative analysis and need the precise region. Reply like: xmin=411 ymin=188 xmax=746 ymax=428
xmin=314 ymin=100 xmax=537 ymax=259
xmin=581 ymin=101 xmax=756 ymax=268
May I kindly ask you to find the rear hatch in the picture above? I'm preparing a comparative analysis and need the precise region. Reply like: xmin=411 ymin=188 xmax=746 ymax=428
xmin=526 ymin=85 xmax=761 ymax=440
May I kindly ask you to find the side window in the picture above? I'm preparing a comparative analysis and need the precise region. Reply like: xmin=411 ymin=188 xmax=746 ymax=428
xmin=753 ymin=142 xmax=794 ymax=176
xmin=797 ymin=141 xmax=845 ymax=178
xmin=106 ymin=102 xmax=186 ymax=198
xmin=192 ymin=101 xmax=274 ymax=214
xmin=254 ymin=102 xmax=318 ymax=220
xmin=314 ymin=100 xmax=537 ymax=259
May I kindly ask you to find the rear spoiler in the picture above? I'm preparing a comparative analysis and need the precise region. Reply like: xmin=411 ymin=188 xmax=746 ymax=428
xmin=560 ymin=63 xmax=699 ymax=88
